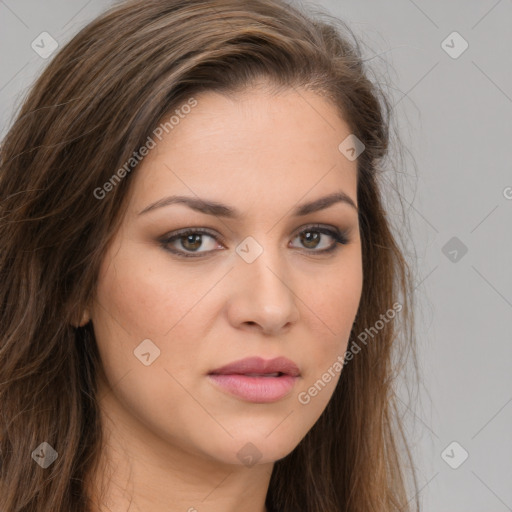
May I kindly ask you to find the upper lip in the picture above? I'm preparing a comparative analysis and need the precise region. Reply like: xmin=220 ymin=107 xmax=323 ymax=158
xmin=209 ymin=356 xmax=300 ymax=377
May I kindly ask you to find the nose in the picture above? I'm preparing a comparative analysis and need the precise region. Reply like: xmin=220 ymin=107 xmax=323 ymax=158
xmin=225 ymin=246 xmax=301 ymax=336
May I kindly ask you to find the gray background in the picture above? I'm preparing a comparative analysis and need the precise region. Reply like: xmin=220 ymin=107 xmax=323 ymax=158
xmin=1 ymin=1 xmax=511 ymax=510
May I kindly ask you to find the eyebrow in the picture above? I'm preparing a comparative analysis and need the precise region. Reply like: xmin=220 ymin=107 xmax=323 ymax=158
xmin=138 ymin=191 xmax=358 ymax=218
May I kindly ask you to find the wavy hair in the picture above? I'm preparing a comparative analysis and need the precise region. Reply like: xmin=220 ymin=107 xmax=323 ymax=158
xmin=0 ymin=0 xmax=420 ymax=510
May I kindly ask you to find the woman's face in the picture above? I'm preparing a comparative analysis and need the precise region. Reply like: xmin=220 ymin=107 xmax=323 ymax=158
xmin=88 ymin=84 xmax=363 ymax=467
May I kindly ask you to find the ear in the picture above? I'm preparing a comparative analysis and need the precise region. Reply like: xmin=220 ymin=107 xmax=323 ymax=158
xmin=71 ymin=307 xmax=91 ymax=328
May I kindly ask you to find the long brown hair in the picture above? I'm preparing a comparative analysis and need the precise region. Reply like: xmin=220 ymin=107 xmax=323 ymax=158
xmin=0 ymin=0 xmax=420 ymax=510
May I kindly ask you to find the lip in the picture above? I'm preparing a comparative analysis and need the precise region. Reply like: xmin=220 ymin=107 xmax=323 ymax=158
xmin=208 ymin=356 xmax=301 ymax=403
xmin=209 ymin=356 xmax=300 ymax=377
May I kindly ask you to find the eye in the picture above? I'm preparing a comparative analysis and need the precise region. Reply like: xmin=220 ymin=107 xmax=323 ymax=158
xmin=290 ymin=224 xmax=349 ymax=254
xmin=160 ymin=228 xmax=223 ymax=258
xmin=159 ymin=224 xmax=350 ymax=258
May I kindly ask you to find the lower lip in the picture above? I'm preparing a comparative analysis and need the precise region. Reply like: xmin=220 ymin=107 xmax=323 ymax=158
xmin=207 ymin=374 xmax=299 ymax=403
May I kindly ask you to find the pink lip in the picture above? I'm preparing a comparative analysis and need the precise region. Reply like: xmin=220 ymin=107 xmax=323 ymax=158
xmin=208 ymin=356 xmax=301 ymax=403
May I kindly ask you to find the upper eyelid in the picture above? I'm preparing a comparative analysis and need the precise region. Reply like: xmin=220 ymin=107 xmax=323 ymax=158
xmin=161 ymin=224 xmax=343 ymax=243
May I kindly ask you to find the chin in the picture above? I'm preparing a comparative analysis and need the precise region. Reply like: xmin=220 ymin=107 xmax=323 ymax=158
xmin=204 ymin=426 xmax=305 ymax=467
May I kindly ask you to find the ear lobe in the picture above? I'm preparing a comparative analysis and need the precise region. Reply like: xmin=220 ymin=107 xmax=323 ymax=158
xmin=72 ymin=308 xmax=91 ymax=328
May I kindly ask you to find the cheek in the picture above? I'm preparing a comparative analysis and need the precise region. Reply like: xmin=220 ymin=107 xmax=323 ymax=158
xmin=297 ymin=263 xmax=362 ymax=396
xmin=94 ymin=246 xmax=205 ymax=339
xmin=91 ymin=244 xmax=222 ymax=386
xmin=305 ymin=263 xmax=362 ymax=343
xmin=90 ymin=250 xmax=212 ymax=437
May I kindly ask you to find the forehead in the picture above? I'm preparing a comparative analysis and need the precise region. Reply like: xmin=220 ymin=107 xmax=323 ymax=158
xmin=127 ymin=86 xmax=358 ymax=216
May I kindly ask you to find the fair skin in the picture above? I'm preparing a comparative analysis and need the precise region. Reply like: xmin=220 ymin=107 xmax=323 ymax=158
xmin=83 ymin=83 xmax=363 ymax=512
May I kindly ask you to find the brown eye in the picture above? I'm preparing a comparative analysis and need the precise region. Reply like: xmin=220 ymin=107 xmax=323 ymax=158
xmin=299 ymin=231 xmax=322 ymax=249
xmin=180 ymin=233 xmax=203 ymax=251
xmin=290 ymin=225 xmax=349 ymax=253
xmin=160 ymin=229 xmax=223 ymax=257
xmin=160 ymin=225 xmax=349 ymax=259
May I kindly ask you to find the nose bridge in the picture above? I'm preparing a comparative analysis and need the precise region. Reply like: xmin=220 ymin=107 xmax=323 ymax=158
xmin=249 ymin=250 xmax=290 ymax=304
xmin=230 ymin=233 xmax=300 ymax=331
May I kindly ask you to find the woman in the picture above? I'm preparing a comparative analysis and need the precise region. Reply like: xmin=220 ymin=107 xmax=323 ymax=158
xmin=0 ymin=0 xmax=419 ymax=510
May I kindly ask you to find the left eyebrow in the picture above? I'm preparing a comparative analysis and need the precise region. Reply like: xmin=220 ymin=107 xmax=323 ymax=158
xmin=294 ymin=191 xmax=358 ymax=215
xmin=137 ymin=191 xmax=358 ymax=218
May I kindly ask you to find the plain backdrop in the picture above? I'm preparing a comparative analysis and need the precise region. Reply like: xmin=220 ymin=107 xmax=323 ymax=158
xmin=1 ymin=1 xmax=511 ymax=511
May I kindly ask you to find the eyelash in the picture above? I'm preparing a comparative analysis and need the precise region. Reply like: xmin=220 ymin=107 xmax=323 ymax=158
xmin=159 ymin=224 xmax=350 ymax=259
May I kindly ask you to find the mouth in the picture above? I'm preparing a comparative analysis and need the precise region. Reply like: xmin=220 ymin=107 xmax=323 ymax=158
xmin=207 ymin=356 xmax=301 ymax=403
